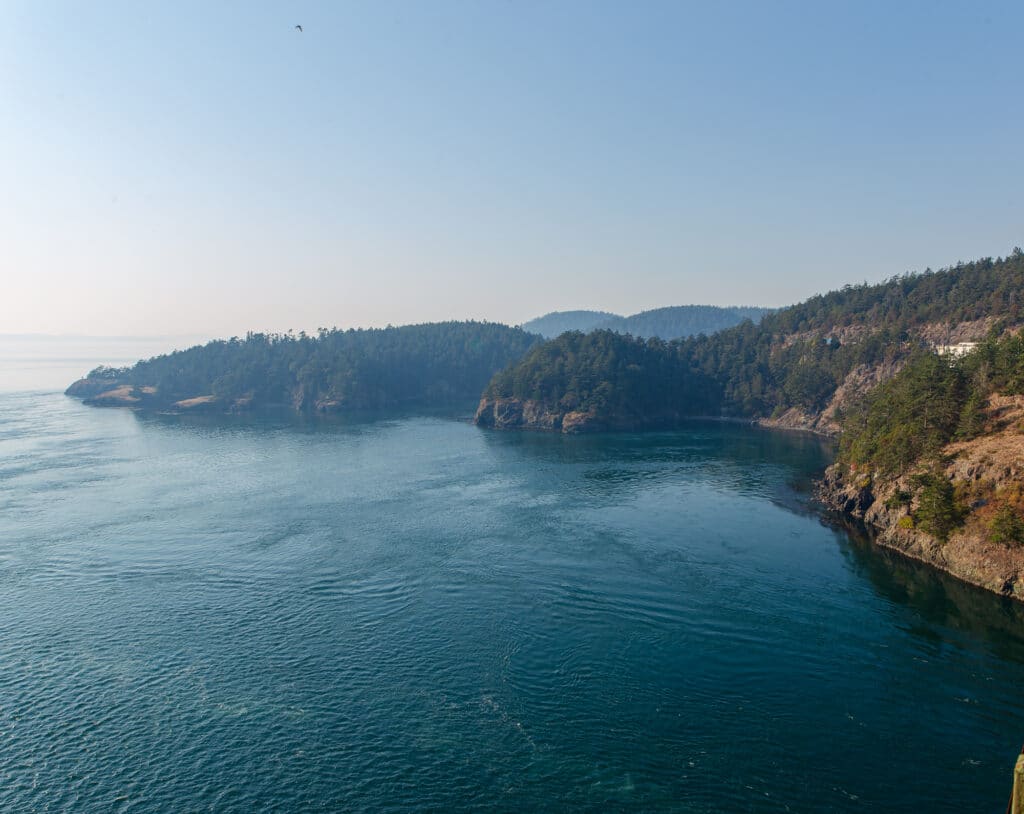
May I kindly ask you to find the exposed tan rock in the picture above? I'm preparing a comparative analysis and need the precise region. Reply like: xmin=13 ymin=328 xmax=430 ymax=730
xmin=758 ymin=406 xmax=836 ymax=436
xmin=473 ymin=397 xmax=672 ymax=433
xmin=87 ymin=385 xmax=140 ymax=405
xmin=561 ymin=410 xmax=599 ymax=433
xmin=475 ymin=398 xmax=566 ymax=431
xmin=819 ymin=395 xmax=1024 ymax=602
xmin=172 ymin=395 xmax=218 ymax=410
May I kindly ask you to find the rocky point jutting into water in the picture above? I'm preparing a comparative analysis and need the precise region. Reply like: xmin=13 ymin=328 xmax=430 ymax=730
xmin=817 ymin=397 xmax=1024 ymax=602
xmin=473 ymin=329 xmax=720 ymax=433
xmin=472 ymin=395 xmax=689 ymax=433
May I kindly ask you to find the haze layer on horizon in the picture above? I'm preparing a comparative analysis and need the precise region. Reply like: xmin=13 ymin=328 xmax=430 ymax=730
xmin=3 ymin=1 xmax=1022 ymax=337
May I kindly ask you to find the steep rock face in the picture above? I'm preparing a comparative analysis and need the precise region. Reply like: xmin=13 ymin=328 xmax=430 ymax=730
xmin=759 ymin=320 xmax=1004 ymax=437
xmin=473 ymin=396 xmax=691 ymax=433
xmin=756 ymin=361 xmax=901 ymax=437
xmin=474 ymin=398 xmax=577 ymax=432
xmin=561 ymin=410 xmax=600 ymax=433
xmin=758 ymin=407 xmax=836 ymax=436
xmin=818 ymin=397 xmax=1024 ymax=602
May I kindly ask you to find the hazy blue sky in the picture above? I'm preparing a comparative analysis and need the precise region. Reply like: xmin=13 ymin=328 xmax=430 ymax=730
xmin=3 ymin=1 xmax=1022 ymax=336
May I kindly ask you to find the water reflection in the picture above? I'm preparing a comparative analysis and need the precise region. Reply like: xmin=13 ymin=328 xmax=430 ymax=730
xmin=832 ymin=518 xmax=1024 ymax=663
xmin=133 ymin=403 xmax=475 ymax=435
xmin=478 ymin=419 xmax=834 ymax=468
xmin=480 ymin=420 xmax=836 ymax=515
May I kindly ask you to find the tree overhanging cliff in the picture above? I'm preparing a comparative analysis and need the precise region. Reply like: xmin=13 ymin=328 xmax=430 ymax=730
xmin=820 ymin=331 xmax=1024 ymax=600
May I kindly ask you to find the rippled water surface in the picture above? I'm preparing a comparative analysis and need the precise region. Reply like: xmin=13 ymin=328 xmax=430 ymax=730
xmin=2 ymin=385 xmax=1024 ymax=811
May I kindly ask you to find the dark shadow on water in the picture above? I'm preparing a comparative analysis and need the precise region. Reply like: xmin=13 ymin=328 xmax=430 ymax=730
xmin=479 ymin=419 xmax=836 ymax=515
xmin=478 ymin=419 xmax=834 ymax=470
xmin=486 ymin=421 xmax=1024 ymax=655
xmin=130 ymin=403 xmax=477 ymax=436
xmin=828 ymin=516 xmax=1024 ymax=663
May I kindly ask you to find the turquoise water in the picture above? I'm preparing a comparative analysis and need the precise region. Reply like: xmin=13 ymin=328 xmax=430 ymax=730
xmin=2 ymin=383 xmax=1024 ymax=810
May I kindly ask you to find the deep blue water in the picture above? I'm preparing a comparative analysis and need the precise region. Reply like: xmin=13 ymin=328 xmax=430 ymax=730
xmin=2 ymin=386 xmax=1024 ymax=811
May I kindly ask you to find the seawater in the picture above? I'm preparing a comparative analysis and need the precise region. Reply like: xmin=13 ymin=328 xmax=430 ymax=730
xmin=1 ymin=349 xmax=1024 ymax=812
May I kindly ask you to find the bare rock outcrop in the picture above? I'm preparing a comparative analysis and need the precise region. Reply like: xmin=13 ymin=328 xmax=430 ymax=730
xmin=818 ymin=395 xmax=1024 ymax=602
xmin=474 ymin=398 xmax=592 ymax=432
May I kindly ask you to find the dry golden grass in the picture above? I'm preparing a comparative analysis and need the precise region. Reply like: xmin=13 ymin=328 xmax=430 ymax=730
xmin=96 ymin=385 xmax=139 ymax=402
xmin=172 ymin=395 xmax=217 ymax=409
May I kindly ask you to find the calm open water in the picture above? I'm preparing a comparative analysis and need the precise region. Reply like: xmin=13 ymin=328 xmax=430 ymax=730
xmin=2 ymin=347 xmax=1024 ymax=812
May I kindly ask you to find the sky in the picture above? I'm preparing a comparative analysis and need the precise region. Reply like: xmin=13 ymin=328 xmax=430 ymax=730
xmin=2 ymin=1 xmax=1023 ymax=337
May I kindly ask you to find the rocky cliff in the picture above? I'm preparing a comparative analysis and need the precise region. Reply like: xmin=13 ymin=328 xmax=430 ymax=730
xmin=757 ymin=320 xmax=1000 ymax=437
xmin=473 ymin=397 xmax=686 ymax=433
xmin=818 ymin=394 xmax=1024 ymax=602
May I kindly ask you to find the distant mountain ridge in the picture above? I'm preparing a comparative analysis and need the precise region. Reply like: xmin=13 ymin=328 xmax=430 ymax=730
xmin=521 ymin=305 xmax=773 ymax=340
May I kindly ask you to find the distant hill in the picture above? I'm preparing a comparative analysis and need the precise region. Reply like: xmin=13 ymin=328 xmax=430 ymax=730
xmin=607 ymin=305 xmax=773 ymax=339
xmin=521 ymin=305 xmax=773 ymax=340
xmin=519 ymin=310 xmax=619 ymax=338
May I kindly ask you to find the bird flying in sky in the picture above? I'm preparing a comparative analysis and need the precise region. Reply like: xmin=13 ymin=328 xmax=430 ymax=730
xmin=294 ymin=24 xmax=303 ymax=32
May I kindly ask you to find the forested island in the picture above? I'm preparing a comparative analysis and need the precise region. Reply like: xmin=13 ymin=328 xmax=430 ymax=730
xmin=521 ymin=304 xmax=772 ymax=339
xmin=66 ymin=322 xmax=540 ymax=414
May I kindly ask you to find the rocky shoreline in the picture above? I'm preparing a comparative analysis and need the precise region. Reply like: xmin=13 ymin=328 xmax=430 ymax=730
xmin=473 ymin=396 xmax=688 ymax=433
xmin=817 ymin=410 xmax=1024 ymax=603
xmin=71 ymin=377 xmax=1024 ymax=605
xmin=476 ymin=395 xmax=1024 ymax=605
xmin=65 ymin=377 xmax=462 ymax=416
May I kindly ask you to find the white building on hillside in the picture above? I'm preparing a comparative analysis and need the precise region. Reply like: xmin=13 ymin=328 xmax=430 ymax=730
xmin=934 ymin=342 xmax=979 ymax=358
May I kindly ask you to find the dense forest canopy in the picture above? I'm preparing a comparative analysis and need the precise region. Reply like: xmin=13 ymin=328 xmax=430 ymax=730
xmin=759 ymin=250 xmax=1024 ymax=335
xmin=72 ymin=322 xmax=540 ymax=412
xmin=484 ymin=249 xmax=1024 ymax=427
xmin=840 ymin=329 xmax=1024 ymax=476
xmin=680 ymin=250 xmax=1024 ymax=418
xmin=70 ymin=249 xmax=1024 ymax=429
xmin=609 ymin=305 xmax=773 ymax=340
xmin=484 ymin=330 xmax=720 ymax=422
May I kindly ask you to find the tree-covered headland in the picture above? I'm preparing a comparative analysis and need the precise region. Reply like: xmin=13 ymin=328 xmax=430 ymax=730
xmin=68 ymin=322 xmax=540 ymax=413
